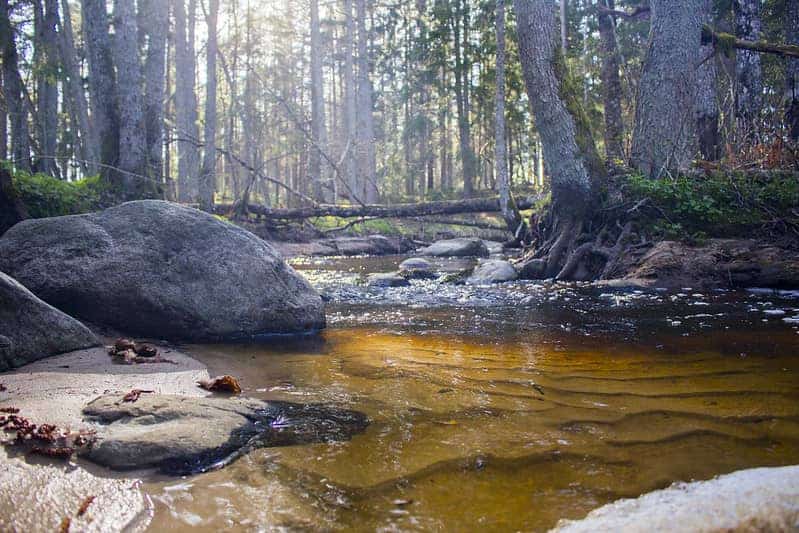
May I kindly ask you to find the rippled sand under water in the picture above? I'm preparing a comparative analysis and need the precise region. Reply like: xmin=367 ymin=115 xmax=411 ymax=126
xmin=145 ymin=256 xmax=799 ymax=531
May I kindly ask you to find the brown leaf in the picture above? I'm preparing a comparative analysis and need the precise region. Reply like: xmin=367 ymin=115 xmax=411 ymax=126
xmin=0 ymin=383 xmax=6 ymax=392
xmin=0 ymin=407 xmax=19 ymax=413
xmin=29 ymin=446 xmax=74 ymax=459
xmin=122 ymin=389 xmax=154 ymax=403
xmin=133 ymin=344 xmax=158 ymax=357
xmin=197 ymin=375 xmax=242 ymax=394
xmin=113 ymin=338 xmax=136 ymax=353
xmin=59 ymin=516 xmax=71 ymax=533
xmin=77 ymin=495 xmax=95 ymax=517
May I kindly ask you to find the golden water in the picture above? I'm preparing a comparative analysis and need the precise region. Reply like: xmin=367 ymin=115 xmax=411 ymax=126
xmin=145 ymin=322 xmax=799 ymax=531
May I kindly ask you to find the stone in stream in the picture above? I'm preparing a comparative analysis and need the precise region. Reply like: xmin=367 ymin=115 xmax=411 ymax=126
xmin=0 ymin=271 xmax=99 ymax=371
xmin=80 ymin=393 xmax=369 ymax=474
xmin=467 ymin=259 xmax=518 ymax=284
xmin=0 ymin=200 xmax=325 ymax=341
xmin=419 ymin=238 xmax=490 ymax=258
xmin=367 ymin=272 xmax=411 ymax=287
xmin=398 ymin=257 xmax=439 ymax=280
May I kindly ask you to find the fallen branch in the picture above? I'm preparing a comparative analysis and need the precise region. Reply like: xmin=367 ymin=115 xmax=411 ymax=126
xmin=702 ymin=25 xmax=799 ymax=59
xmin=215 ymin=195 xmax=536 ymax=221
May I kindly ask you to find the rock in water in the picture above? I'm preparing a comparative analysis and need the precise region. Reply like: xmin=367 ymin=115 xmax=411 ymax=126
xmin=419 ymin=238 xmax=490 ymax=258
xmin=467 ymin=259 xmax=518 ymax=284
xmin=0 ymin=201 xmax=325 ymax=340
xmin=81 ymin=393 xmax=369 ymax=474
xmin=0 ymin=272 xmax=98 ymax=371
xmin=367 ymin=272 xmax=411 ymax=288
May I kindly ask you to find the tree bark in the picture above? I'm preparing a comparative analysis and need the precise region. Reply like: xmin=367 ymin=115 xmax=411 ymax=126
xmin=174 ymin=0 xmax=200 ymax=202
xmin=309 ymin=0 xmax=330 ymax=202
xmin=142 ymin=0 xmax=168 ymax=183
xmin=733 ymin=0 xmax=763 ymax=126
xmin=0 ymin=166 xmax=28 ymax=236
xmin=787 ymin=0 xmax=799 ymax=140
xmin=199 ymin=0 xmax=219 ymax=212
xmin=356 ymin=0 xmax=377 ymax=203
xmin=58 ymin=0 xmax=99 ymax=176
xmin=0 ymin=67 xmax=6 ymax=162
xmin=597 ymin=0 xmax=624 ymax=161
xmin=631 ymin=0 xmax=703 ymax=178
xmin=495 ymin=0 xmax=523 ymax=235
xmin=81 ymin=0 xmax=119 ymax=180
xmin=342 ymin=0 xmax=360 ymax=203
xmin=113 ymin=0 xmax=148 ymax=197
xmin=453 ymin=0 xmax=476 ymax=198
xmin=695 ymin=0 xmax=720 ymax=160
xmin=35 ymin=0 xmax=59 ymax=177
xmin=0 ymin=0 xmax=32 ymax=172
xmin=514 ymin=0 xmax=603 ymax=277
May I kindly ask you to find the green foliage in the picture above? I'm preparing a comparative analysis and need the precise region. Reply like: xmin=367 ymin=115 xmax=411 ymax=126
xmin=625 ymin=172 xmax=799 ymax=239
xmin=8 ymin=165 xmax=106 ymax=218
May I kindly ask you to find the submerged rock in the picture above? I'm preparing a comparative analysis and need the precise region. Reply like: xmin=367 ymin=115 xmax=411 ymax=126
xmin=467 ymin=259 xmax=518 ymax=284
xmin=551 ymin=465 xmax=799 ymax=533
xmin=399 ymin=257 xmax=435 ymax=271
xmin=81 ymin=393 xmax=369 ymax=474
xmin=419 ymin=238 xmax=490 ymax=258
xmin=367 ymin=272 xmax=411 ymax=287
xmin=0 ymin=200 xmax=325 ymax=340
xmin=0 ymin=271 xmax=98 ymax=371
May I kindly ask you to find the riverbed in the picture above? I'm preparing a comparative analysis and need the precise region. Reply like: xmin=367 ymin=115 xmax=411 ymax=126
xmin=145 ymin=254 xmax=799 ymax=531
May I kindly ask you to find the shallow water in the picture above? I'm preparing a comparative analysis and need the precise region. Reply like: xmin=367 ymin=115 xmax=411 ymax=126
xmin=145 ymin=255 xmax=799 ymax=531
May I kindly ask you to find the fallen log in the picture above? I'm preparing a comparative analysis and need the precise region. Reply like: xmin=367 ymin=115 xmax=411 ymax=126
xmin=701 ymin=25 xmax=799 ymax=59
xmin=214 ymin=195 xmax=537 ymax=221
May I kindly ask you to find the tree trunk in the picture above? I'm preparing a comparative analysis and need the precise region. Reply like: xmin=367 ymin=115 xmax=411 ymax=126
xmin=733 ymin=0 xmax=763 ymax=127
xmin=494 ymin=0 xmax=523 ymax=236
xmin=58 ymin=0 xmax=99 ymax=176
xmin=631 ymin=0 xmax=703 ymax=178
xmin=81 ymin=0 xmax=119 ymax=180
xmin=785 ymin=0 xmax=799 ymax=140
xmin=0 ymin=166 xmax=28 ymax=236
xmin=597 ymin=0 xmax=624 ymax=161
xmin=142 ymin=0 xmax=168 ymax=183
xmin=35 ymin=0 xmax=59 ymax=177
xmin=343 ymin=0 xmax=359 ymax=203
xmin=309 ymin=0 xmax=330 ymax=202
xmin=1 ymin=0 xmax=32 ymax=172
xmin=695 ymin=0 xmax=720 ymax=160
xmin=514 ymin=0 xmax=603 ymax=278
xmin=113 ymin=0 xmax=148 ymax=198
xmin=453 ymin=0 xmax=476 ymax=198
xmin=199 ymin=0 xmax=219 ymax=212
xmin=0 ymin=67 xmax=6 ymax=162
xmin=174 ymin=0 xmax=200 ymax=202
xmin=356 ymin=0 xmax=377 ymax=203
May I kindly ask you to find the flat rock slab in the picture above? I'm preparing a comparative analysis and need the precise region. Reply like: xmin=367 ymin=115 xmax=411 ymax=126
xmin=419 ymin=238 xmax=490 ymax=258
xmin=551 ymin=465 xmax=799 ymax=532
xmin=81 ymin=393 xmax=369 ymax=474
xmin=0 ymin=200 xmax=325 ymax=341
xmin=0 ymin=271 xmax=98 ymax=371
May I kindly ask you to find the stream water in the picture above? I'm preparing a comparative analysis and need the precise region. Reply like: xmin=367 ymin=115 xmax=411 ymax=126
xmin=145 ymin=254 xmax=799 ymax=531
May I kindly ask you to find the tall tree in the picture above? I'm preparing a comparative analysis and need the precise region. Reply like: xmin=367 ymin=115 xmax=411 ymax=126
xmin=495 ymin=0 xmax=522 ymax=235
xmin=597 ymin=0 xmax=624 ymax=161
xmin=356 ymin=0 xmax=377 ymax=203
xmin=113 ymin=0 xmax=148 ymax=196
xmin=0 ymin=68 xmax=6 ymax=162
xmin=199 ymin=0 xmax=219 ymax=212
xmin=35 ymin=0 xmax=59 ymax=176
xmin=309 ymin=0 xmax=329 ymax=202
xmin=81 ymin=0 xmax=119 ymax=179
xmin=0 ymin=0 xmax=32 ymax=171
xmin=514 ymin=0 xmax=603 ymax=277
xmin=631 ymin=0 xmax=703 ymax=177
xmin=58 ymin=0 xmax=99 ymax=176
xmin=785 ymin=0 xmax=799 ymax=140
xmin=695 ymin=0 xmax=720 ymax=160
xmin=343 ymin=0 xmax=360 ymax=203
xmin=733 ymin=0 xmax=763 ymax=127
xmin=174 ymin=0 xmax=200 ymax=202
xmin=453 ymin=0 xmax=476 ymax=197
xmin=142 ymin=0 xmax=168 ymax=182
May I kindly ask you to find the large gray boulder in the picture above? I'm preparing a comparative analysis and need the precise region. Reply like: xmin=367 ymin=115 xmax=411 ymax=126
xmin=467 ymin=259 xmax=518 ymax=284
xmin=0 ymin=201 xmax=325 ymax=340
xmin=81 ymin=393 xmax=369 ymax=474
xmin=0 ymin=271 xmax=98 ymax=371
xmin=419 ymin=238 xmax=489 ymax=258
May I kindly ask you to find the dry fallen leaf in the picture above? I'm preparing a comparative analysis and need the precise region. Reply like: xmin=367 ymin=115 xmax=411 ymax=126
xmin=77 ymin=495 xmax=95 ymax=516
xmin=197 ymin=375 xmax=242 ymax=394
xmin=122 ymin=389 xmax=154 ymax=403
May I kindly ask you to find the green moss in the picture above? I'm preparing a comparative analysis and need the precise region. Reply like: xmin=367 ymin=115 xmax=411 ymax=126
xmin=624 ymin=172 xmax=799 ymax=239
xmin=6 ymin=164 xmax=107 ymax=218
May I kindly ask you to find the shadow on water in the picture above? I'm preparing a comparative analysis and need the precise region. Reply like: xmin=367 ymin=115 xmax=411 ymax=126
xmin=146 ymin=254 xmax=799 ymax=531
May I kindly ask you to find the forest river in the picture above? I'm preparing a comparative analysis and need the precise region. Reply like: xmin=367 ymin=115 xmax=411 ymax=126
xmin=144 ymin=254 xmax=799 ymax=531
